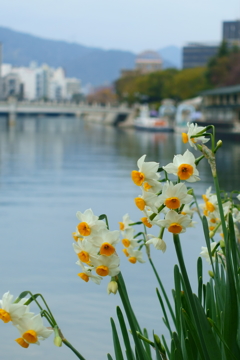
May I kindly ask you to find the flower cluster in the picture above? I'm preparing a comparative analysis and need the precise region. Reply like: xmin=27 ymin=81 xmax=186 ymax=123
xmin=126 ymin=149 xmax=198 ymax=256
xmin=72 ymin=209 xmax=121 ymax=286
xmin=0 ymin=292 xmax=52 ymax=348
xmin=199 ymin=186 xmax=240 ymax=263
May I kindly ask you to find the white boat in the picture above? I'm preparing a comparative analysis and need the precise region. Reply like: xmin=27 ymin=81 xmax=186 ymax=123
xmin=134 ymin=106 xmax=174 ymax=132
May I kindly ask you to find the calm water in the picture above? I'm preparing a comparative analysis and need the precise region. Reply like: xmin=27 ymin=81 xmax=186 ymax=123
xmin=0 ymin=117 xmax=239 ymax=360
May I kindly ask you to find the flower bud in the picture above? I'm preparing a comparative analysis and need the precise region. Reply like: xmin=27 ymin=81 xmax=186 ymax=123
xmin=209 ymin=231 xmax=214 ymax=238
xmin=208 ymin=270 xmax=214 ymax=278
xmin=107 ymin=281 xmax=118 ymax=295
xmin=54 ymin=335 xmax=62 ymax=347
xmin=216 ymin=140 xmax=222 ymax=148
xmin=220 ymin=240 xmax=225 ymax=249
xmin=53 ymin=327 xmax=62 ymax=347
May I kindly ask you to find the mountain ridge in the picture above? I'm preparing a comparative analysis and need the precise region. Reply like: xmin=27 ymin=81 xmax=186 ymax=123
xmin=0 ymin=26 xmax=181 ymax=86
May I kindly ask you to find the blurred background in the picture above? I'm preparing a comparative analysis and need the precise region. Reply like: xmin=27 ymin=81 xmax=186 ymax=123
xmin=0 ymin=1 xmax=240 ymax=359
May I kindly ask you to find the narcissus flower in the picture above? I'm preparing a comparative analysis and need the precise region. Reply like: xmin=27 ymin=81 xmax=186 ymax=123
xmin=182 ymin=123 xmax=209 ymax=150
xmin=200 ymin=242 xmax=224 ymax=264
xmin=88 ymin=229 xmax=120 ymax=256
xmin=142 ymin=179 xmax=162 ymax=193
xmin=134 ymin=190 xmax=161 ymax=213
xmin=131 ymin=155 xmax=160 ymax=186
xmin=76 ymin=261 xmax=102 ymax=284
xmin=15 ymin=314 xmax=53 ymax=348
xmin=158 ymin=210 xmax=192 ymax=234
xmin=163 ymin=149 xmax=200 ymax=182
xmin=73 ymin=239 xmax=96 ymax=264
xmin=119 ymin=213 xmax=133 ymax=232
xmin=237 ymin=194 xmax=240 ymax=201
xmin=158 ymin=182 xmax=192 ymax=210
xmin=121 ymin=228 xmax=139 ymax=248
xmin=76 ymin=209 xmax=106 ymax=237
xmin=146 ymin=235 xmax=166 ymax=252
xmin=127 ymin=247 xmax=145 ymax=264
xmin=90 ymin=254 xmax=120 ymax=277
xmin=0 ymin=292 xmax=30 ymax=325
xmin=181 ymin=204 xmax=194 ymax=217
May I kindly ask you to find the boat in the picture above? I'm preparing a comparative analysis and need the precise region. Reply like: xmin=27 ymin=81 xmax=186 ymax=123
xmin=134 ymin=105 xmax=174 ymax=132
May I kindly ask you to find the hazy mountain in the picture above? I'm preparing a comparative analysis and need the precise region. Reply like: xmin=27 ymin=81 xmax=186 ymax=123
xmin=159 ymin=46 xmax=182 ymax=69
xmin=0 ymin=26 xmax=135 ymax=85
xmin=0 ymin=26 xmax=181 ymax=85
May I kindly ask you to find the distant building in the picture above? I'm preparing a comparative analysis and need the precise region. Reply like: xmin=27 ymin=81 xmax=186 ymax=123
xmin=183 ymin=43 xmax=219 ymax=69
xmin=135 ymin=51 xmax=162 ymax=73
xmin=200 ymin=84 xmax=240 ymax=129
xmin=223 ymin=20 xmax=240 ymax=47
xmin=0 ymin=62 xmax=81 ymax=101
xmin=0 ymin=43 xmax=3 ymax=100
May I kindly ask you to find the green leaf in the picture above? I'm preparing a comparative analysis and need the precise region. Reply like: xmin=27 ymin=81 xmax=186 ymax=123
xmin=172 ymin=332 xmax=184 ymax=360
xmin=107 ymin=354 xmax=114 ymax=360
xmin=153 ymin=332 xmax=163 ymax=360
xmin=197 ymin=257 xmax=203 ymax=304
xmin=117 ymin=273 xmax=150 ymax=360
xmin=116 ymin=306 xmax=135 ymax=360
xmin=156 ymin=288 xmax=173 ymax=337
xmin=193 ymin=295 xmax=222 ymax=359
xmin=110 ymin=318 xmax=124 ymax=360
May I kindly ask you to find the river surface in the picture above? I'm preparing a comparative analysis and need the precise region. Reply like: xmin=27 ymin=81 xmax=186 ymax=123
xmin=0 ymin=116 xmax=239 ymax=360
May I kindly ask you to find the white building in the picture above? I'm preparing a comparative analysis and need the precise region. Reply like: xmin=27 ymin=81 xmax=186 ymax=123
xmin=0 ymin=63 xmax=81 ymax=101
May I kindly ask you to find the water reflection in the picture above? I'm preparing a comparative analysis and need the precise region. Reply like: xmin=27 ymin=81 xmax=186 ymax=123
xmin=0 ymin=117 xmax=239 ymax=360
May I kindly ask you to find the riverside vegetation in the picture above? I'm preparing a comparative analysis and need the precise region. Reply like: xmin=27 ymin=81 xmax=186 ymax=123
xmin=1 ymin=123 xmax=240 ymax=360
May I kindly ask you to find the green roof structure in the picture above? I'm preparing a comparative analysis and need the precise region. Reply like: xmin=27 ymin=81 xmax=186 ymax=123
xmin=200 ymin=84 xmax=240 ymax=96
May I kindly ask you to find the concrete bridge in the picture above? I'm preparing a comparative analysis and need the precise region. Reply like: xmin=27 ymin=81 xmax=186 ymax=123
xmin=0 ymin=99 xmax=135 ymax=127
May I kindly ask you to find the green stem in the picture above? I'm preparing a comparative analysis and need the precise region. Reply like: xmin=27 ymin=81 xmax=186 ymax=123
xmin=62 ymin=339 xmax=86 ymax=360
xmin=213 ymin=175 xmax=228 ymax=241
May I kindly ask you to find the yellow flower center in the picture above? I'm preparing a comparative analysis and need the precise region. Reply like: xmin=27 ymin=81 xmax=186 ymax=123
xmin=202 ymin=194 xmax=208 ymax=202
xmin=134 ymin=197 xmax=146 ymax=211
xmin=131 ymin=171 xmax=145 ymax=186
xmin=72 ymin=232 xmax=78 ymax=241
xmin=168 ymin=222 xmax=183 ymax=234
xmin=165 ymin=197 xmax=181 ymax=210
xmin=203 ymin=209 xmax=209 ymax=216
xmin=78 ymin=273 xmax=89 ymax=282
xmin=177 ymin=164 xmax=194 ymax=180
xmin=209 ymin=226 xmax=215 ymax=231
xmin=122 ymin=248 xmax=129 ymax=257
xmin=96 ymin=265 xmax=109 ymax=276
xmin=0 ymin=309 xmax=11 ymax=323
xmin=23 ymin=330 xmax=38 ymax=344
xmin=72 ymin=232 xmax=83 ymax=242
xmin=206 ymin=201 xmax=215 ymax=212
xmin=181 ymin=211 xmax=187 ymax=215
xmin=15 ymin=338 xmax=29 ymax=348
xmin=143 ymin=182 xmax=152 ymax=191
xmin=77 ymin=251 xmax=90 ymax=263
xmin=128 ymin=257 xmax=137 ymax=264
xmin=141 ymin=217 xmax=152 ymax=228
xmin=122 ymin=238 xmax=131 ymax=247
xmin=100 ymin=242 xmax=115 ymax=256
xmin=77 ymin=222 xmax=91 ymax=236
xmin=210 ymin=218 xmax=216 ymax=223
xmin=119 ymin=222 xmax=124 ymax=231
xmin=182 ymin=133 xmax=188 ymax=144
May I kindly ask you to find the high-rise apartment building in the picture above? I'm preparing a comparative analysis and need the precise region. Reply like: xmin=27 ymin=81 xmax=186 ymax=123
xmin=182 ymin=43 xmax=218 ymax=69
xmin=223 ymin=20 xmax=240 ymax=46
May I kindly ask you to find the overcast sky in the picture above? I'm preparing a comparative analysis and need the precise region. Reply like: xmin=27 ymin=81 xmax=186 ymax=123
xmin=1 ymin=0 xmax=240 ymax=53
